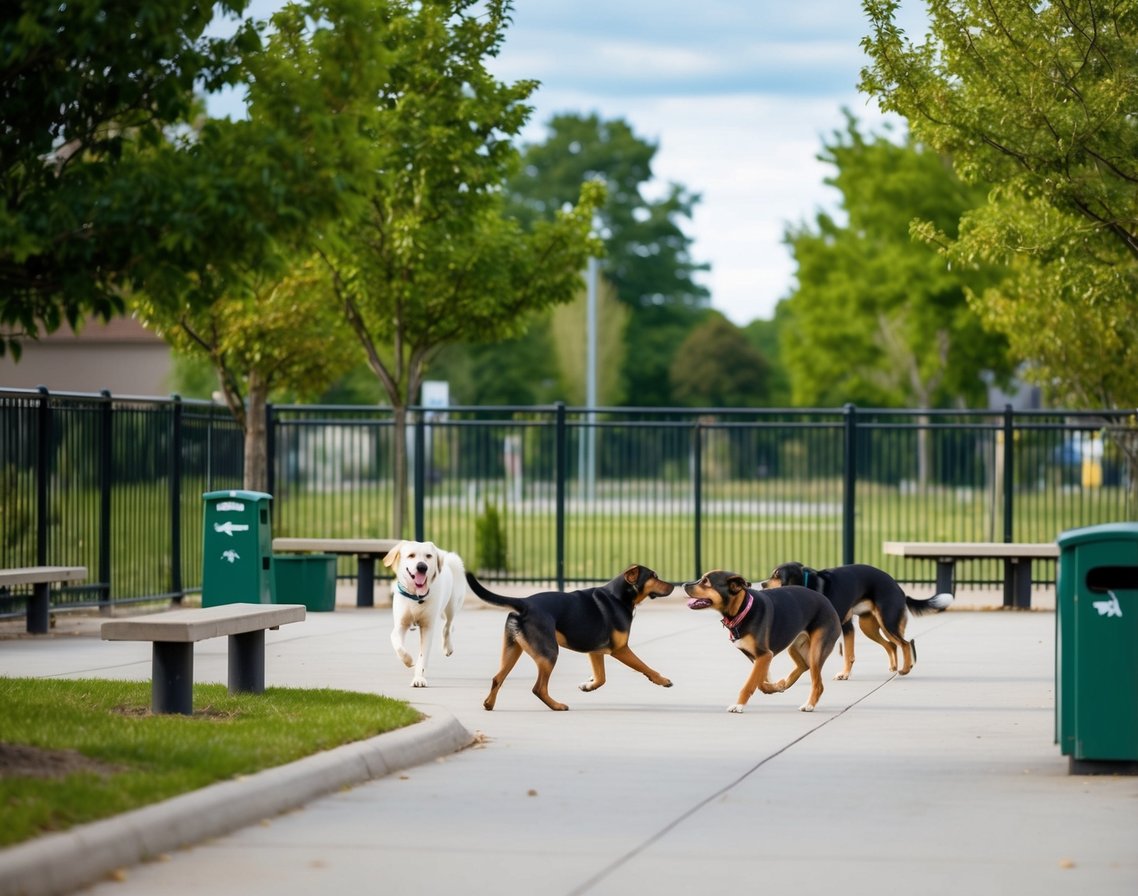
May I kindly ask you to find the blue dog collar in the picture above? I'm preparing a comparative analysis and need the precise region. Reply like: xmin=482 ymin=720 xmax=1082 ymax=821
xmin=396 ymin=582 xmax=426 ymax=604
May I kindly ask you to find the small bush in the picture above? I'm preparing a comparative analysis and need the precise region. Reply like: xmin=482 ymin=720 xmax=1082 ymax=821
xmin=475 ymin=501 xmax=507 ymax=572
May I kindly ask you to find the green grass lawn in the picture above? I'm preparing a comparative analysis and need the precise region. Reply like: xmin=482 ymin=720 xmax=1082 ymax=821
xmin=0 ymin=677 xmax=421 ymax=848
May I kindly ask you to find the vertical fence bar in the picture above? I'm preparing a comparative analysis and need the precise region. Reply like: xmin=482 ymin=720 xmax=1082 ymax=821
xmin=555 ymin=402 xmax=566 ymax=590
xmin=99 ymin=391 xmax=113 ymax=611
xmin=1003 ymin=404 xmax=1014 ymax=542
xmin=692 ymin=418 xmax=703 ymax=580
xmin=35 ymin=386 xmax=50 ymax=567
xmin=265 ymin=402 xmax=276 ymax=501
xmin=842 ymin=403 xmax=857 ymax=564
xmin=414 ymin=410 xmax=426 ymax=542
xmin=170 ymin=395 xmax=184 ymax=604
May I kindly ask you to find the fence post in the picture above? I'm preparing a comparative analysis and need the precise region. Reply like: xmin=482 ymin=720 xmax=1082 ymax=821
xmin=692 ymin=418 xmax=703 ymax=580
xmin=170 ymin=395 xmax=183 ymax=605
xmin=414 ymin=409 xmax=426 ymax=542
xmin=555 ymin=402 xmax=566 ymax=590
xmin=265 ymin=401 xmax=276 ymax=503
xmin=99 ymin=391 xmax=113 ymax=611
xmin=1003 ymin=404 xmax=1014 ymax=542
xmin=843 ymin=403 xmax=857 ymax=564
xmin=35 ymin=386 xmax=50 ymax=567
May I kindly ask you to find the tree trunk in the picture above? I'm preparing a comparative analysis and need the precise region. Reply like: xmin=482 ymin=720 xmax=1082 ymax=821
xmin=243 ymin=371 xmax=270 ymax=493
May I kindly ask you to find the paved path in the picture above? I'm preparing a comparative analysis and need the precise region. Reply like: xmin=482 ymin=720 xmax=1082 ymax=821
xmin=1 ymin=598 xmax=1135 ymax=896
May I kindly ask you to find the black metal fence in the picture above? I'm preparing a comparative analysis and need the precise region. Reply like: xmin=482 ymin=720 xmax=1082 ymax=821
xmin=2 ymin=387 xmax=1133 ymax=617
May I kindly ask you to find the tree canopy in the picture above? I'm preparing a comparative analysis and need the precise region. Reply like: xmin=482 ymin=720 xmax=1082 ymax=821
xmin=0 ymin=0 xmax=259 ymax=356
xmin=860 ymin=0 xmax=1138 ymax=406
xmin=780 ymin=114 xmax=1010 ymax=408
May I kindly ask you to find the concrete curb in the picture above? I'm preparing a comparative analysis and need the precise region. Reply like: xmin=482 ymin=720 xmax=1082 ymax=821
xmin=0 ymin=711 xmax=474 ymax=896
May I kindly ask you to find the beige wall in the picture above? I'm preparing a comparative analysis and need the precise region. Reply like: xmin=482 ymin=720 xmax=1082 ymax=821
xmin=0 ymin=318 xmax=174 ymax=397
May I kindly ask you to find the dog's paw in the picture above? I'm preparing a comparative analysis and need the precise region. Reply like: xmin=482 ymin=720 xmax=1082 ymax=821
xmin=396 ymin=649 xmax=414 ymax=668
xmin=657 ymin=678 xmax=673 ymax=688
xmin=727 ymin=704 xmax=745 ymax=713
xmin=798 ymin=702 xmax=816 ymax=712
xmin=411 ymin=676 xmax=428 ymax=688
xmin=578 ymin=679 xmax=600 ymax=692
xmin=833 ymin=671 xmax=850 ymax=681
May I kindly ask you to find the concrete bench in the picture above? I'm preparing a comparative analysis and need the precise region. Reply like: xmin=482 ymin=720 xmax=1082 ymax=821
xmin=101 ymin=603 xmax=306 ymax=714
xmin=272 ymin=537 xmax=398 ymax=608
xmin=0 ymin=565 xmax=87 ymax=634
xmin=883 ymin=541 xmax=1059 ymax=609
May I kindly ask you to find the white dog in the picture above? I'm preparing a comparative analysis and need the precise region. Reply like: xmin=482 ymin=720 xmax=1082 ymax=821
xmin=381 ymin=540 xmax=466 ymax=687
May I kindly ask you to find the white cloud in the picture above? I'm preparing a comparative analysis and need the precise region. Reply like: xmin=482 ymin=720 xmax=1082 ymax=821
xmin=207 ymin=0 xmax=925 ymax=325
xmin=490 ymin=1 xmax=920 ymax=324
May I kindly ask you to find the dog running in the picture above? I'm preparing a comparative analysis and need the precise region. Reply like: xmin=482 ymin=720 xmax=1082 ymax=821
xmin=685 ymin=570 xmax=841 ymax=712
xmin=465 ymin=565 xmax=676 ymax=711
xmin=382 ymin=540 xmax=467 ymax=688
xmin=762 ymin=561 xmax=953 ymax=678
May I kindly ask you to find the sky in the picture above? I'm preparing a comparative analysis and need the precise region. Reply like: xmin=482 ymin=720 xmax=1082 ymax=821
xmin=211 ymin=1 xmax=927 ymax=325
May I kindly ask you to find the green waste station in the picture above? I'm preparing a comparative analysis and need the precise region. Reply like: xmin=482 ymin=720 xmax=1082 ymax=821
xmin=201 ymin=490 xmax=273 ymax=607
xmin=1056 ymin=522 xmax=1138 ymax=774
xmin=272 ymin=553 xmax=337 ymax=612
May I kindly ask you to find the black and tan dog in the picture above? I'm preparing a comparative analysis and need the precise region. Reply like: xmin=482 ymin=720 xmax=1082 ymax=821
xmin=465 ymin=565 xmax=676 ymax=711
xmin=762 ymin=561 xmax=953 ymax=679
xmin=684 ymin=570 xmax=841 ymax=713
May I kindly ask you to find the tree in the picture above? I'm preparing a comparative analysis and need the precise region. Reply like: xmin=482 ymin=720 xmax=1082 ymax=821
xmin=0 ymin=0 xmax=259 ymax=357
xmin=668 ymin=313 xmax=772 ymax=408
xmin=506 ymin=113 xmax=710 ymax=405
xmin=549 ymin=274 xmax=629 ymax=406
xmin=265 ymin=0 xmax=602 ymax=535
xmin=780 ymin=114 xmax=1010 ymax=410
xmin=860 ymin=0 xmax=1138 ymax=407
xmin=134 ymin=257 xmax=358 ymax=491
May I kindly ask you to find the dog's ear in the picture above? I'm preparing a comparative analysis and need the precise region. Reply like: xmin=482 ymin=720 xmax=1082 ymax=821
xmin=382 ymin=542 xmax=404 ymax=569
xmin=623 ymin=564 xmax=642 ymax=587
xmin=434 ymin=548 xmax=444 ymax=574
xmin=727 ymin=574 xmax=751 ymax=594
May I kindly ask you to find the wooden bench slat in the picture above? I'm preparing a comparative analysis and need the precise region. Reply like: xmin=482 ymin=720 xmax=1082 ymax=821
xmin=882 ymin=542 xmax=1058 ymax=559
xmin=271 ymin=537 xmax=398 ymax=554
xmin=101 ymin=603 xmax=305 ymax=643
xmin=0 ymin=566 xmax=87 ymax=586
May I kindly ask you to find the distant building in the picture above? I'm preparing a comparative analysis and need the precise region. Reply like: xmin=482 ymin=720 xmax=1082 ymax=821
xmin=0 ymin=317 xmax=174 ymax=396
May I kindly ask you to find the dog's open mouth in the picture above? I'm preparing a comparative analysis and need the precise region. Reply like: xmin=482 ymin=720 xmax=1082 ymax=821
xmin=411 ymin=570 xmax=429 ymax=594
xmin=686 ymin=597 xmax=712 ymax=610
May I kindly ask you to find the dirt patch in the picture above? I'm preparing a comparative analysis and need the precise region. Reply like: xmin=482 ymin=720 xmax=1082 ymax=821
xmin=0 ymin=742 xmax=121 ymax=780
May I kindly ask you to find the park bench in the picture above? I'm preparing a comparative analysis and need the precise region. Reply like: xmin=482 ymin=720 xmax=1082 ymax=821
xmin=0 ymin=565 xmax=87 ymax=634
xmin=101 ymin=602 xmax=306 ymax=714
xmin=271 ymin=537 xmax=398 ymax=607
xmin=882 ymin=541 xmax=1059 ymax=609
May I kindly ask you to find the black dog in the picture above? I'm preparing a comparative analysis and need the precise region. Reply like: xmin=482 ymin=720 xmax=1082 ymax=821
xmin=465 ymin=566 xmax=676 ymax=711
xmin=684 ymin=571 xmax=841 ymax=713
xmin=763 ymin=562 xmax=953 ymax=678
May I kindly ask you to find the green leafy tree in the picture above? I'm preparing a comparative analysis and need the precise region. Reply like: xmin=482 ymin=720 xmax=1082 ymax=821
xmin=780 ymin=114 xmax=1009 ymax=409
xmin=0 ymin=0 xmax=259 ymax=357
xmin=506 ymin=113 xmax=710 ymax=405
xmin=134 ymin=258 xmax=358 ymax=490
xmin=860 ymin=0 xmax=1138 ymax=407
xmin=668 ymin=313 xmax=772 ymax=407
xmin=265 ymin=0 xmax=601 ymax=534
xmin=550 ymin=274 xmax=629 ymax=406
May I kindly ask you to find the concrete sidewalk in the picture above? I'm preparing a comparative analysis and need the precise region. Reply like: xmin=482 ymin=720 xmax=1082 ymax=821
xmin=1 ymin=596 xmax=1135 ymax=896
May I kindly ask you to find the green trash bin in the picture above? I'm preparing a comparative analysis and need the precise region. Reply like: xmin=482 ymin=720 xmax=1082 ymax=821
xmin=201 ymin=490 xmax=273 ymax=607
xmin=1056 ymin=522 xmax=1138 ymax=774
xmin=273 ymin=554 xmax=337 ymax=612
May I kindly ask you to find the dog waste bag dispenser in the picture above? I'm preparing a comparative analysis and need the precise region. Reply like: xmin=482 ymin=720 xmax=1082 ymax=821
xmin=202 ymin=490 xmax=273 ymax=607
xmin=1056 ymin=522 xmax=1138 ymax=774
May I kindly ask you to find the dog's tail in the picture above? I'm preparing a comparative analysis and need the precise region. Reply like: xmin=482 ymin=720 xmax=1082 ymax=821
xmin=907 ymin=592 xmax=954 ymax=616
xmin=465 ymin=571 xmax=526 ymax=611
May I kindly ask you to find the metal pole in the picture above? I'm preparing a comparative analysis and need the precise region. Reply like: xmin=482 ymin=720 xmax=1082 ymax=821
xmin=585 ymin=255 xmax=598 ymax=502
